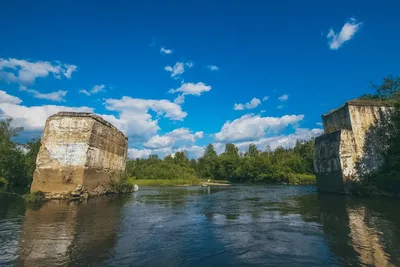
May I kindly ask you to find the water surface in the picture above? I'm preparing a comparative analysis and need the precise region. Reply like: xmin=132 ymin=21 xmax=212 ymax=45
xmin=1 ymin=185 xmax=400 ymax=266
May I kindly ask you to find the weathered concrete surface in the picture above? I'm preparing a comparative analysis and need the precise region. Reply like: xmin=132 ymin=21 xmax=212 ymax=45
xmin=30 ymin=112 xmax=128 ymax=198
xmin=314 ymin=100 xmax=393 ymax=193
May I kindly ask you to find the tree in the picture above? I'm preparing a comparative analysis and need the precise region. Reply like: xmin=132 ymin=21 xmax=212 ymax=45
xmin=24 ymin=138 xmax=41 ymax=181
xmin=246 ymin=143 xmax=259 ymax=158
xmin=223 ymin=143 xmax=239 ymax=158
xmin=197 ymin=144 xmax=218 ymax=178
xmin=0 ymin=118 xmax=28 ymax=187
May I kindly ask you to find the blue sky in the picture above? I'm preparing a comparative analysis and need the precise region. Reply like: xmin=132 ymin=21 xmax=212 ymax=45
xmin=0 ymin=0 xmax=399 ymax=158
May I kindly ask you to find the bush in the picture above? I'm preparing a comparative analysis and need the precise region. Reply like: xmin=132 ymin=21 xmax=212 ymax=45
xmin=24 ymin=191 xmax=45 ymax=204
xmin=0 ymin=177 xmax=8 ymax=187
xmin=110 ymin=172 xmax=137 ymax=193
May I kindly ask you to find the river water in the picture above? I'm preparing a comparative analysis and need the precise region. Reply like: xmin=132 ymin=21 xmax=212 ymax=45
xmin=1 ymin=185 xmax=400 ymax=266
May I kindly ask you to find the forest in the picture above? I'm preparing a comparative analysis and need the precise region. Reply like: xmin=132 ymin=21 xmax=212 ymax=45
xmin=125 ymin=140 xmax=316 ymax=185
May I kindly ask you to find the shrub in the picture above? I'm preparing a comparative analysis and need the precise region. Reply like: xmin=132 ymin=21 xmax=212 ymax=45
xmin=110 ymin=172 xmax=136 ymax=193
xmin=24 ymin=191 xmax=45 ymax=204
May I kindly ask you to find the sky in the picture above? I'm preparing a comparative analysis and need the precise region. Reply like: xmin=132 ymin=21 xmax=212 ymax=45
xmin=0 ymin=0 xmax=399 ymax=159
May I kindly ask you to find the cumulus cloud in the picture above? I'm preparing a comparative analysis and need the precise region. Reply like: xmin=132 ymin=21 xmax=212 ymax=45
xmin=79 ymin=84 xmax=105 ymax=96
xmin=0 ymin=58 xmax=77 ymax=84
xmin=169 ymin=82 xmax=211 ymax=104
xmin=234 ymin=103 xmax=245 ymax=110
xmin=0 ymin=102 xmax=93 ymax=132
xmin=144 ymin=128 xmax=204 ymax=149
xmin=215 ymin=114 xmax=304 ymax=143
xmin=0 ymin=90 xmax=22 ymax=104
xmin=160 ymin=47 xmax=173 ymax=54
xmin=19 ymin=85 xmax=67 ymax=102
xmin=64 ymin=64 xmax=77 ymax=79
xmin=169 ymin=82 xmax=211 ymax=96
xmin=279 ymin=94 xmax=289 ymax=101
xmin=230 ymin=128 xmax=323 ymax=152
xmin=0 ymin=90 xmax=188 ymax=145
xmin=104 ymin=96 xmax=187 ymax=141
xmin=262 ymin=96 xmax=269 ymax=101
xmin=174 ymin=94 xmax=185 ymax=104
xmin=207 ymin=65 xmax=219 ymax=71
xmin=326 ymin=18 xmax=362 ymax=50
xmin=234 ymin=97 xmax=261 ymax=110
xmin=164 ymin=62 xmax=193 ymax=78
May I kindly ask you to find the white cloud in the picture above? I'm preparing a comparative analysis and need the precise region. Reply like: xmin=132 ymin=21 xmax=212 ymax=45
xmin=19 ymin=85 xmax=67 ymax=102
xmin=262 ymin=96 xmax=269 ymax=101
xmin=169 ymin=82 xmax=211 ymax=104
xmin=0 ymin=58 xmax=77 ymax=84
xmin=144 ymin=128 xmax=204 ymax=149
xmin=79 ymin=84 xmax=105 ymax=96
xmin=326 ymin=18 xmax=362 ymax=50
xmin=64 ymin=64 xmax=77 ymax=78
xmin=234 ymin=103 xmax=245 ymax=110
xmin=231 ymin=128 xmax=323 ymax=152
xmin=104 ymin=96 xmax=187 ymax=140
xmin=279 ymin=94 xmax=289 ymax=101
xmin=234 ymin=97 xmax=261 ymax=110
xmin=0 ymin=90 xmax=188 ymax=144
xmin=169 ymin=82 xmax=211 ymax=96
xmin=207 ymin=65 xmax=219 ymax=71
xmin=174 ymin=94 xmax=185 ymax=104
xmin=164 ymin=62 xmax=193 ymax=78
xmin=160 ymin=47 xmax=173 ymax=54
xmin=316 ymin=122 xmax=323 ymax=126
xmin=0 ymin=102 xmax=93 ymax=132
xmin=215 ymin=114 xmax=304 ymax=142
xmin=0 ymin=90 xmax=22 ymax=104
xmin=277 ymin=105 xmax=284 ymax=109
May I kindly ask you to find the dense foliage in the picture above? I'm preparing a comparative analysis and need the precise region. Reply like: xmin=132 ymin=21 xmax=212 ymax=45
xmin=0 ymin=119 xmax=40 ymax=188
xmin=356 ymin=75 xmax=400 ymax=194
xmin=126 ymin=140 xmax=316 ymax=185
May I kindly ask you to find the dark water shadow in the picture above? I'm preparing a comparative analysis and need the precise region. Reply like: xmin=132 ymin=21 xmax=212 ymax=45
xmin=283 ymin=193 xmax=400 ymax=266
xmin=16 ymin=194 xmax=133 ymax=267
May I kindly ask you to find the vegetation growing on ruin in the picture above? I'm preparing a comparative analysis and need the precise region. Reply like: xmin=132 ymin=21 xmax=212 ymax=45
xmin=110 ymin=172 xmax=138 ymax=193
xmin=23 ymin=191 xmax=45 ymax=204
xmin=125 ymin=140 xmax=316 ymax=185
xmin=354 ymin=75 xmax=400 ymax=195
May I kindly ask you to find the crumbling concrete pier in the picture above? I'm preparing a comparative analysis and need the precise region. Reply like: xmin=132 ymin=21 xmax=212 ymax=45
xmin=30 ymin=112 xmax=128 ymax=199
xmin=314 ymin=100 xmax=393 ymax=193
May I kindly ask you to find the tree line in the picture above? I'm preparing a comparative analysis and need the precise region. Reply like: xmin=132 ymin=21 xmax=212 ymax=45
xmin=126 ymin=139 xmax=316 ymax=185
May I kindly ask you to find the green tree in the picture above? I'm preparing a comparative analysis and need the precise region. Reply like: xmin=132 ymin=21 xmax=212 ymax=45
xmin=245 ymin=143 xmax=259 ymax=158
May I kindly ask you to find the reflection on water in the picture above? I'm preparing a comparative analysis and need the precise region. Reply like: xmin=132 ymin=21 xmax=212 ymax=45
xmin=0 ymin=186 xmax=400 ymax=266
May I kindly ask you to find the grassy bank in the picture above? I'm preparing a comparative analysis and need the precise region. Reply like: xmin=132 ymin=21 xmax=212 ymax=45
xmin=286 ymin=173 xmax=316 ymax=185
xmin=130 ymin=177 xmax=202 ymax=186
xmin=126 ymin=175 xmax=314 ymax=187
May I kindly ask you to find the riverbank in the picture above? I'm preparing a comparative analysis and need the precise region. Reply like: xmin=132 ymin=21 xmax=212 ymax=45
xmin=127 ymin=174 xmax=315 ymax=187
xmin=129 ymin=178 xmax=231 ymax=186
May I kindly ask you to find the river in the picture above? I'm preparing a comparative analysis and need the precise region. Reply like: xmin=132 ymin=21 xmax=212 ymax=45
xmin=1 ymin=185 xmax=400 ymax=266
